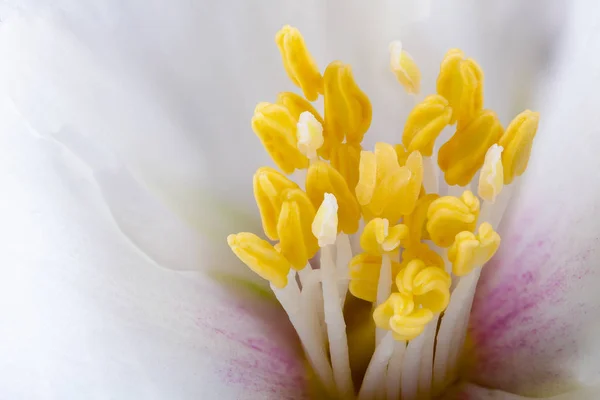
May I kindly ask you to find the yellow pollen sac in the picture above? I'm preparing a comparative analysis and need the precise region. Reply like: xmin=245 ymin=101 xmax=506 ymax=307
xmin=356 ymin=143 xmax=423 ymax=222
xmin=360 ymin=218 xmax=408 ymax=255
xmin=395 ymin=259 xmax=451 ymax=314
xmin=296 ymin=111 xmax=324 ymax=160
xmin=330 ymin=143 xmax=362 ymax=195
xmin=389 ymin=40 xmax=421 ymax=94
xmin=276 ymin=92 xmax=323 ymax=123
xmin=275 ymin=25 xmax=323 ymax=101
xmin=323 ymin=61 xmax=372 ymax=147
xmin=373 ymin=292 xmax=434 ymax=341
xmin=277 ymin=188 xmax=319 ymax=270
xmin=227 ymin=232 xmax=291 ymax=289
xmin=253 ymin=167 xmax=300 ymax=241
xmin=449 ymin=222 xmax=501 ymax=276
xmin=499 ymin=109 xmax=540 ymax=184
xmin=402 ymin=94 xmax=452 ymax=156
xmin=349 ymin=253 xmax=401 ymax=302
xmin=438 ymin=109 xmax=504 ymax=186
xmin=312 ymin=192 xmax=339 ymax=247
xmin=436 ymin=48 xmax=484 ymax=126
xmin=478 ymin=144 xmax=504 ymax=203
xmin=306 ymin=161 xmax=361 ymax=234
xmin=252 ymin=102 xmax=309 ymax=174
xmin=404 ymin=193 xmax=439 ymax=246
xmin=427 ymin=190 xmax=480 ymax=248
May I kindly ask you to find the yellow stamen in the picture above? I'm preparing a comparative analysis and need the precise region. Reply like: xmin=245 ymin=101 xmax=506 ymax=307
xmin=275 ymin=25 xmax=323 ymax=101
xmin=396 ymin=259 xmax=451 ymax=313
xmin=404 ymin=193 xmax=440 ymax=246
xmin=330 ymin=142 xmax=362 ymax=195
xmin=427 ymin=190 xmax=480 ymax=248
xmin=253 ymin=167 xmax=300 ymax=240
xmin=357 ymin=143 xmax=423 ymax=222
xmin=252 ymin=102 xmax=309 ymax=174
xmin=323 ymin=61 xmax=372 ymax=148
xmin=312 ymin=193 xmax=339 ymax=247
xmin=436 ymin=49 xmax=484 ymax=126
xmin=277 ymin=188 xmax=319 ymax=270
xmin=276 ymin=92 xmax=324 ymax=123
xmin=227 ymin=232 xmax=291 ymax=288
xmin=360 ymin=218 xmax=408 ymax=255
xmin=448 ymin=222 xmax=501 ymax=276
xmin=402 ymin=94 xmax=452 ymax=156
xmin=478 ymin=144 xmax=504 ymax=202
xmin=306 ymin=161 xmax=361 ymax=234
xmin=499 ymin=109 xmax=540 ymax=184
xmin=438 ymin=109 xmax=504 ymax=186
xmin=349 ymin=253 xmax=401 ymax=303
xmin=389 ymin=40 xmax=421 ymax=94
xmin=297 ymin=111 xmax=324 ymax=160
xmin=373 ymin=292 xmax=434 ymax=341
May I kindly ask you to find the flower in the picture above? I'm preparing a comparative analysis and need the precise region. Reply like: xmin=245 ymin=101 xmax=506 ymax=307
xmin=0 ymin=0 xmax=599 ymax=399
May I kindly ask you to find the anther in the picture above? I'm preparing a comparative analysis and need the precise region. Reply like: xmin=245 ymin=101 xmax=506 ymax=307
xmin=427 ymin=190 xmax=480 ymax=247
xmin=389 ymin=40 xmax=421 ymax=94
xmin=275 ymin=25 xmax=323 ymax=101
xmin=349 ymin=253 xmax=401 ymax=303
xmin=227 ymin=232 xmax=292 ymax=288
xmin=395 ymin=259 xmax=451 ymax=313
xmin=499 ymin=110 xmax=540 ymax=184
xmin=438 ymin=109 xmax=503 ymax=186
xmin=252 ymin=102 xmax=309 ymax=174
xmin=297 ymin=111 xmax=324 ymax=160
xmin=448 ymin=222 xmax=501 ymax=276
xmin=360 ymin=218 xmax=408 ymax=255
xmin=478 ymin=144 xmax=504 ymax=202
xmin=402 ymin=95 xmax=452 ymax=156
xmin=312 ymin=193 xmax=339 ymax=247
xmin=436 ymin=49 xmax=484 ymax=127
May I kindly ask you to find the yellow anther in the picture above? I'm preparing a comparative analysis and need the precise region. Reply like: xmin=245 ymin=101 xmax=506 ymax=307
xmin=499 ymin=110 xmax=540 ymax=184
xmin=277 ymin=188 xmax=319 ymax=270
xmin=436 ymin=48 xmax=484 ymax=126
xmin=275 ymin=25 xmax=323 ymax=101
xmin=323 ymin=61 xmax=372 ymax=146
xmin=306 ymin=161 xmax=361 ymax=234
xmin=276 ymin=92 xmax=323 ymax=123
xmin=297 ymin=111 xmax=324 ymax=160
xmin=449 ymin=222 xmax=501 ymax=276
xmin=403 ymin=193 xmax=439 ymax=246
xmin=360 ymin=218 xmax=408 ymax=255
xmin=396 ymin=259 xmax=451 ymax=313
xmin=373 ymin=292 xmax=434 ymax=341
xmin=357 ymin=144 xmax=423 ymax=222
xmin=252 ymin=103 xmax=309 ymax=174
xmin=349 ymin=253 xmax=401 ymax=303
xmin=227 ymin=232 xmax=291 ymax=289
xmin=438 ymin=109 xmax=504 ymax=186
xmin=402 ymin=94 xmax=452 ymax=156
xmin=389 ymin=40 xmax=421 ymax=94
xmin=253 ymin=167 xmax=300 ymax=240
xmin=478 ymin=144 xmax=504 ymax=203
xmin=427 ymin=190 xmax=480 ymax=248
xmin=312 ymin=193 xmax=339 ymax=247
xmin=330 ymin=142 xmax=362 ymax=195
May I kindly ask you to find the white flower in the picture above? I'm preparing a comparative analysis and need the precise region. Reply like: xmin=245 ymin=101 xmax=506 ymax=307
xmin=0 ymin=0 xmax=598 ymax=399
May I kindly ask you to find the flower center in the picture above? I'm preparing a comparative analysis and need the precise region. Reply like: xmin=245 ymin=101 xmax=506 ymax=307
xmin=227 ymin=25 xmax=540 ymax=399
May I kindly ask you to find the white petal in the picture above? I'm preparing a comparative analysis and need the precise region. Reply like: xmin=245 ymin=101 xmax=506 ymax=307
xmin=467 ymin=2 xmax=600 ymax=395
xmin=0 ymin=102 xmax=307 ymax=398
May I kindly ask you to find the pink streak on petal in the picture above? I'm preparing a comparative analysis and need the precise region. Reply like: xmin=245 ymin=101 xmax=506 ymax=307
xmin=198 ymin=290 xmax=308 ymax=399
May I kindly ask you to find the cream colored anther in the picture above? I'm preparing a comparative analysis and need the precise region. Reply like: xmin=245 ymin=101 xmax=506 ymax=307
xmin=312 ymin=193 xmax=339 ymax=247
xmin=297 ymin=111 xmax=324 ymax=161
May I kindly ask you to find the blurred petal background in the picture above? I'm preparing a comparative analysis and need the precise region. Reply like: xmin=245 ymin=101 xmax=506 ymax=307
xmin=0 ymin=0 xmax=598 ymax=398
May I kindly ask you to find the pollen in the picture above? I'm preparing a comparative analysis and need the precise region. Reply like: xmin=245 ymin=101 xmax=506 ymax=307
xmin=228 ymin=24 xmax=540 ymax=399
